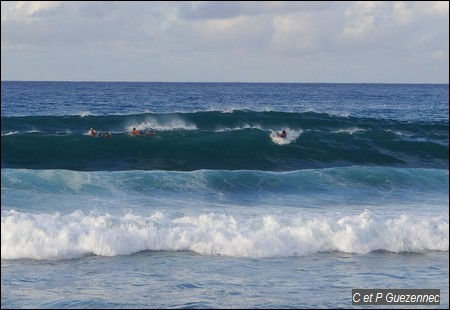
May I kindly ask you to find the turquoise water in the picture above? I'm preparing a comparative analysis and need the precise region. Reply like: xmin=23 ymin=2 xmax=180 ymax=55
xmin=1 ymin=82 xmax=448 ymax=308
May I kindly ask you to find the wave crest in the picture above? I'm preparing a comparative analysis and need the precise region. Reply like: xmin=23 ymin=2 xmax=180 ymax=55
xmin=2 ymin=210 xmax=447 ymax=260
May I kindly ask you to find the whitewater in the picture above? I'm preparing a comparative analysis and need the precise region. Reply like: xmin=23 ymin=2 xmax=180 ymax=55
xmin=1 ymin=82 xmax=448 ymax=308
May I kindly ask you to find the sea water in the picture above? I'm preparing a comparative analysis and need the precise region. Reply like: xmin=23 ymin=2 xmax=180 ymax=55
xmin=1 ymin=82 xmax=448 ymax=308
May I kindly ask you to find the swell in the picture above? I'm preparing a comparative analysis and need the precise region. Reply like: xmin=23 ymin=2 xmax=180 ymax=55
xmin=3 ymin=167 xmax=448 ymax=195
xmin=3 ymin=167 xmax=448 ymax=259
xmin=2 ymin=111 xmax=448 ymax=171
xmin=2 ymin=110 xmax=449 ymax=133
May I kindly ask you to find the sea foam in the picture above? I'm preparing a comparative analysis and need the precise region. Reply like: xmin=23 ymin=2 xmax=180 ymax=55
xmin=2 ymin=210 xmax=447 ymax=260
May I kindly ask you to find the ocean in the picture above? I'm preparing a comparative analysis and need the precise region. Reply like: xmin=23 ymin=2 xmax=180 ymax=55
xmin=1 ymin=81 xmax=448 ymax=308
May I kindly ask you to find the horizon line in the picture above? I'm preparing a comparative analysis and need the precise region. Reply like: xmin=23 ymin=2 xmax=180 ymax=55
xmin=1 ymin=80 xmax=448 ymax=85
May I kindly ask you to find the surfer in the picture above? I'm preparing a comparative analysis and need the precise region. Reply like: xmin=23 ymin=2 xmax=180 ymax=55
xmin=131 ymin=127 xmax=141 ymax=135
xmin=277 ymin=130 xmax=287 ymax=138
xmin=131 ymin=127 xmax=155 ymax=136
xmin=90 ymin=128 xmax=112 ymax=138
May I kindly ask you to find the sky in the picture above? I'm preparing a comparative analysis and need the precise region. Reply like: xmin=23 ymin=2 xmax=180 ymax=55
xmin=1 ymin=1 xmax=449 ymax=83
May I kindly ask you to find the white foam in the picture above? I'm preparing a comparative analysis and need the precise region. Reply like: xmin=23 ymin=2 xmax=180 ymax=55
xmin=128 ymin=116 xmax=197 ymax=132
xmin=270 ymin=129 xmax=302 ymax=145
xmin=2 ymin=131 xmax=20 ymax=136
xmin=2 ymin=130 xmax=43 ymax=136
xmin=213 ymin=124 xmax=265 ymax=132
xmin=79 ymin=111 xmax=92 ymax=117
xmin=2 ymin=210 xmax=447 ymax=260
xmin=334 ymin=127 xmax=366 ymax=134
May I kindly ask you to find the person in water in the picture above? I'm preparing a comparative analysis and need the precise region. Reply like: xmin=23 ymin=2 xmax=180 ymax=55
xmin=131 ymin=127 xmax=155 ymax=136
xmin=278 ymin=130 xmax=287 ymax=138
xmin=89 ymin=128 xmax=112 ymax=138
xmin=131 ymin=127 xmax=141 ymax=135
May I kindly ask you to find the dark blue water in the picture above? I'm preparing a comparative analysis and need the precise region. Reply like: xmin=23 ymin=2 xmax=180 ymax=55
xmin=2 ymin=82 xmax=448 ymax=171
xmin=2 ymin=82 xmax=448 ymax=121
xmin=1 ymin=82 xmax=448 ymax=308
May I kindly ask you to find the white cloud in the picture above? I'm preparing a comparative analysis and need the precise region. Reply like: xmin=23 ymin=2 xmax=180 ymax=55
xmin=431 ymin=49 xmax=448 ymax=61
xmin=1 ymin=1 xmax=448 ymax=83
xmin=393 ymin=1 xmax=449 ymax=25
xmin=2 ymin=1 xmax=64 ymax=22
xmin=424 ymin=1 xmax=449 ymax=16
xmin=342 ymin=1 xmax=387 ymax=39
xmin=271 ymin=13 xmax=320 ymax=54
xmin=393 ymin=1 xmax=416 ymax=25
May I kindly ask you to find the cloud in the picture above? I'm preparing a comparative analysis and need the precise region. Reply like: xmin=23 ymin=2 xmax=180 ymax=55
xmin=393 ymin=1 xmax=449 ymax=25
xmin=2 ymin=2 xmax=172 ymax=49
xmin=1 ymin=1 xmax=448 ymax=83
xmin=178 ymin=1 xmax=242 ymax=20
xmin=341 ymin=2 xmax=388 ymax=39
xmin=271 ymin=13 xmax=320 ymax=54
xmin=167 ymin=14 xmax=272 ymax=54
xmin=431 ymin=49 xmax=448 ymax=61
xmin=177 ymin=1 xmax=333 ymax=20
xmin=422 ymin=1 xmax=449 ymax=17
xmin=2 ymin=1 xmax=64 ymax=22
